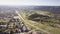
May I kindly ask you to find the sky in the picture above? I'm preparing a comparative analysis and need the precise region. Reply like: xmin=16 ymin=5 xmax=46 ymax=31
xmin=0 ymin=0 xmax=60 ymax=6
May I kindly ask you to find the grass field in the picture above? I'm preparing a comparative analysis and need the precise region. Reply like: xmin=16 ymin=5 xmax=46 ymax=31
xmin=18 ymin=10 xmax=60 ymax=34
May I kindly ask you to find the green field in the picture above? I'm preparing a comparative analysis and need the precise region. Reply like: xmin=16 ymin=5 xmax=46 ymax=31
xmin=18 ymin=10 xmax=60 ymax=34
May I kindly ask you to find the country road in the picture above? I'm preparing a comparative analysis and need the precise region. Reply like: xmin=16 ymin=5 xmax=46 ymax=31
xmin=16 ymin=11 xmax=50 ymax=34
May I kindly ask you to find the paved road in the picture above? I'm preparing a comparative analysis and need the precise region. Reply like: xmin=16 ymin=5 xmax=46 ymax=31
xmin=16 ymin=11 xmax=50 ymax=34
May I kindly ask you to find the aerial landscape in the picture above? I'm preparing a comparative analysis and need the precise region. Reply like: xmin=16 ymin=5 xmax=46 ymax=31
xmin=0 ymin=0 xmax=60 ymax=34
xmin=0 ymin=6 xmax=60 ymax=34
